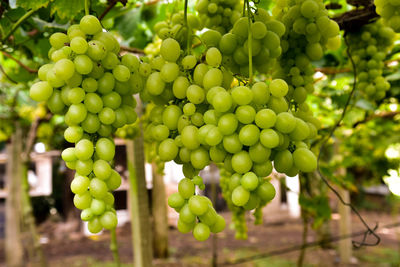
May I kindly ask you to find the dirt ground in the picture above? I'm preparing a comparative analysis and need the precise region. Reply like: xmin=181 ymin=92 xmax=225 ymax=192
xmin=0 ymin=211 xmax=399 ymax=267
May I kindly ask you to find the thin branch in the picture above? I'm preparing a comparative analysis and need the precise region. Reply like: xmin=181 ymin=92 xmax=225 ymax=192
xmin=353 ymin=111 xmax=400 ymax=127
xmin=315 ymin=67 xmax=351 ymax=75
xmin=99 ymin=0 xmax=119 ymax=21
xmin=120 ymin=45 xmax=144 ymax=54
xmin=0 ymin=64 xmax=18 ymax=83
xmin=2 ymin=8 xmax=38 ymax=43
xmin=1 ymin=51 xmax=38 ymax=73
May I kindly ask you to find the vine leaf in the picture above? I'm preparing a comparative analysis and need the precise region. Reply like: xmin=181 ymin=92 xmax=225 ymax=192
xmin=16 ymin=0 xmax=48 ymax=10
xmin=50 ymin=0 xmax=85 ymax=20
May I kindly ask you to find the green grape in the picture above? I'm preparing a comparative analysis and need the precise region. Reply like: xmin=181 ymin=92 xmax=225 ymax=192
xmin=260 ymin=129 xmax=279 ymax=149
xmin=146 ymin=72 xmax=165 ymax=96
xmin=160 ymin=62 xmax=180 ymax=83
xmin=67 ymin=87 xmax=85 ymax=104
xmin=90 ymin=178 xmax=108 ymax=199
xmin=64 ymin=126 xmax=83 ymax=143
xmin=241 ymin=172 xmax=259 ymax=191
xmin=160 ymin=38 xmax=181 ymax=62
xmin=70 ymin=36 xmax=88 ymax=54
xmin=107 ymin=170 xmax=122 ymax=191
xmin=54 ymin=59 xmax=75 ymax=81
xmin=88 ymin=217 xmax=103 ymax=233
xmin=257 ymin=182 xmax=276 ymax=202
xmin=168 ymin=192 xmax=185 ymax=209
xmin=74 ymin=55 xmax=93 ymax=75
xmin=193 ymin=223 xmax=211 ymax=241
xmin=73 ymin=191 xmax=92 ymax=210
xmin=80 ymin=15 xmax=102 ymax=35
xmin=50 ymin=32 xmax=69 ymax=49
xmin=178 ymin=178 xmax=195 ymax=199
xmin=30 ymin=81 xmax=53 ymax=102
xmin=293 ymin=148 xmax=317 ymax=172
xmin=232 ymin=186 xmax=250 ymax=206
xmin=62 ymin=147 xmax=77 ymax=162
xmin=231 ymin=86 xmax=253 ymax=106
xmin=113 ymin=65 xmax=131 ymax=82
xmin=100 ymin=211 xmax=118 ymax=229
xmin=179 ymin=204 xmax=196 ymax=223
xmin=91 ymin=199 xmax=106 ymax=215
xmin=238 ymin=124 xmax=260 ymax=146
xmin=206 ymin=47 xmax=222 ymax=67
xmin=70 ymin=175 xmax=90 ymax=195
xmin=75 ymin=159 xmax=93 ymax=176
xmin=75 ymin=139 xmax=94 ymax=160
xmin=158 ymin=139 xmax=179 ymax=161
xmin=95 ymin=138 xmax=115 ymax=161
xmin=84 ymin=93 xmax=103 ymax=113
xmin=255 ymin=109 xmax=276 ymax=129
xmin=231 ymin=151 xmax=252 ymax=174
xmin=188 ymin=195 xmax=209 ymax=216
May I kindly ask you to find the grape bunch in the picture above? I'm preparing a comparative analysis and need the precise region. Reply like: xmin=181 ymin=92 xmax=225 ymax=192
xmin=141 ymin=26 xmax=320 ymax=239
xmin=153 ymin=11 xmax=202 ymax=47
xmin=273 ymin=0 xmax=341 ymax=106
xmin=29 ymin=15 xmax=142 ymax=233
xmin=195 ymin=0 xmax=242 ymax=33
xmin=205 ymin=8 xmax=286 ymax=76
xmin=348 ymin=20 xmax=394 ymax=100
xmin=375 ymin=0 xmax=400 ymax=32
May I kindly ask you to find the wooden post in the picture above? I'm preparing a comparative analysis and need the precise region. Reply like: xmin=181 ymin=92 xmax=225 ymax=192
xmin=126 ymin=117 xmax=153 ymax=267
xmin=5 ymin=122 xmax=24 ymax=267
xmin=151 ymin=162 xmax=169 ymax=258
xmin=338 ymin=186 xmax=352 ymax=263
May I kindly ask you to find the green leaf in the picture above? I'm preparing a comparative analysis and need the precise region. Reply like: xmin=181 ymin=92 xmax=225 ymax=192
xmin=16 ymin=0 xmax=48 ymax=10
xmin=50 ymin=0 xmax=85 ymax=20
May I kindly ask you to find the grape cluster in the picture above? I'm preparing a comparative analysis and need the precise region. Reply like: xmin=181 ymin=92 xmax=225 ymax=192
xmin=142 ymin=28 xmax=320 ymax=239
xmin=153 ymin=11 xmax=202 ymax=47
xmin=348 ymin=20 xmax=394 ymax=100
xmin=273 ymin=0 xmax=341 ymax=106
xmin=207 ymin=8 xmax=286 ymax=76
xmin=195 ymin=0 xmax=242 ymax=33
xmin=375 ymin=0 xmax=400 ymax=32
xmin=168 ymin=177 xmax=226 ymax=241
xmin=29 ymin=15 xmax=141 ymax=233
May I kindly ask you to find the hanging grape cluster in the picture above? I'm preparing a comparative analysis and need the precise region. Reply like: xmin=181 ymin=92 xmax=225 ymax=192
xmin=195 ymin=0 xmax=242 ymax=33
xmin=375 ymin=0 xmax=400 ymax=32
xmin=139 ymin=0 xmax=324 ymax=240
xmin=29 ymin=15 xmax=142 ymax=233
xmin=206 ymin=8 xmax=286 ymax=76
xmin=348 ymin=20 xmax=395 ymax=100
xmin=153 ymin=11 xmax=202 ymax=47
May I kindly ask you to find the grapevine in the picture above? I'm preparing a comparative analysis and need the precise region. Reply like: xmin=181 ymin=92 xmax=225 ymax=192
xmin=29 ymin=15 xmax=143 ymax=233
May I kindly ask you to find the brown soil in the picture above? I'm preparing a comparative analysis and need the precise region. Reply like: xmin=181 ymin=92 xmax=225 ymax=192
xmin=0 ymin=211 xmax=399 ymax=267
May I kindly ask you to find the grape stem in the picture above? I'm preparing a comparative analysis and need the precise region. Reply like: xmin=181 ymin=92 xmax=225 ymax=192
xmin=85 ymin=0 xmax=90 ymax=16
xmin=246 ymin=0 xmax=253 ymax=85
xmin=110 ymin=228 xmax=121 ymax=267
xmin=99 ymin=0 xmax=118 ymax=21
xmin=1 ymin=51 xmax=38 ymax=73
xmin=184 ymin=0 xmax=190 ymax=53
xmin=1 ymin=8 xmax=38 ymax=43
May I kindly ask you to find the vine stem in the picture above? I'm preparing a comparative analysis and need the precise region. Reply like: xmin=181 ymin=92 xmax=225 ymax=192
xmin=184 ymin=0 xmax=190 ymax=53
xmin=316 ymin=33 xmax=380 ymax=248
xmin=110 ymin=228 xmax=121 ymax=267
xmin=1 ymin=51 xmax=38 ymax=73
xmin=2 ymin=8 xmax=37 ymax=43
xmin=85 ymin=0 xmax=90 ymax=16
xmin=246 ymin=0 xmax=253 ymax=84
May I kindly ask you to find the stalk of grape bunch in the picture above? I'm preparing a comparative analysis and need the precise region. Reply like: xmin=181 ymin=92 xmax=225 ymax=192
xmin=30 ymin=14 xmax=143 ymax=234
